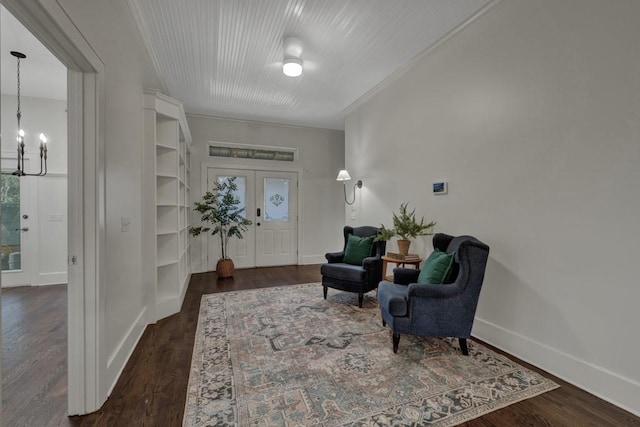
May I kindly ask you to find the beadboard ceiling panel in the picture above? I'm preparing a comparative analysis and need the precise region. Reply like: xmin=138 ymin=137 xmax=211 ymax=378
xmin=129 ymin=0 xmax=494 ymax=130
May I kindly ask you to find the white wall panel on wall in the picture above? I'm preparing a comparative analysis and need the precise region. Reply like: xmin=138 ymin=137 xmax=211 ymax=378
xmin=36 ymin=175 xmax=67 ymax=285
xmin=345 ymin=0 xmax=640 ymax=416
xmin=187 ymin=115 xmax=345 ymax=272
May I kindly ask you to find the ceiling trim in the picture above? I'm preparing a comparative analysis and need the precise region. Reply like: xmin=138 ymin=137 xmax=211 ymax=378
xmin=342 ymin=0 xmax=505 ymax=118
xmin=185 ymin=113 xmax=345 ymax=135
xmin=126 ymin=0 xmax=169 ymax=95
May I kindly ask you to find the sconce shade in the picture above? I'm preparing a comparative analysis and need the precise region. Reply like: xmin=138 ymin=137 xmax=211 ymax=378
xmin=336 ymin=169 xmax=352 ymax=181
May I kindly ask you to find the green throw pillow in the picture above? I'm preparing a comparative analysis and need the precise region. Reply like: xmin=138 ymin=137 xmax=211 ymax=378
xmin=417 ymin=249 xmax=455 ymax=284
xmin=343 ymin=234 xmax=375 ymax=265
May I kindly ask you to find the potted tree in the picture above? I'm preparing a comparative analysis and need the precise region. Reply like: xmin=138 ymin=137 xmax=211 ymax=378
xmin=375 ymin=202 xmax=436 ymax=255
xmin=189 ymin=177 xmax=252 ymax=278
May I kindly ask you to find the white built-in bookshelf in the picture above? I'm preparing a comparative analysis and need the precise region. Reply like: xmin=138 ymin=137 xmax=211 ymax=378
xmin=143 ymin=89 xmax=192 ymax=322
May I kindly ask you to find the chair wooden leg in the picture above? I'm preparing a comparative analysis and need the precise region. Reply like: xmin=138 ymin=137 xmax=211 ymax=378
xmin=323 ymin=285 xmax=327 ymax=300
xmin=392 ymin=333 xmax=400 ymax=353
xmin=358 ymin=293 xmax=363 ymax=308
xmin=459 ymin=338 xmax=469 ymax=355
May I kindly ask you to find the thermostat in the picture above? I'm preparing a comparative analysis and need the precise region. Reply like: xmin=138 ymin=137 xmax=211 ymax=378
xmin=433 ymin=181 xmax=448 ymax=195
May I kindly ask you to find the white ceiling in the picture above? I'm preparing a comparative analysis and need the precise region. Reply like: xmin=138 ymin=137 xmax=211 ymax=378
xmin=129 ymin=0 xmax=494 ymax=130
xmin=0 ymin=5 xmax=67 ymax=101
xmin=1 ymin=2 xmax=495 ymax=130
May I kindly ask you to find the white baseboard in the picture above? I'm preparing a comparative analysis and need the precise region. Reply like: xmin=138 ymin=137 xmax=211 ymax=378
xmin=302 ymin=255 xmax=325 ymax=265
xmin=193 ymin=257 xmax=322 ymax=269
xmin=191 ymin=261 xmax=204 ymax=274
xmin=156 ymin=297 xmax=179 ymax=321
xmin=34 ymin=271 xmax=68 ymax=286
xmin=154 ymin=273 xmax=192 ymax=322
xmin=473 ymin=317 xmax=640 ymax=416
xmin=179 ymin=272 xmax=191 ymax=308
xmin=106 ymin=307 xmax=148 ymax=396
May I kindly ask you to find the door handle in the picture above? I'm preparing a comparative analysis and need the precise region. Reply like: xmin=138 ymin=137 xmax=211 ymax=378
xmin=16 ymin=227 xmax=29 ymax=232
xmin=256 ymin=208 xmax=261 ymax=217
xmin=257 ymin=223 xmax=261 ymax=226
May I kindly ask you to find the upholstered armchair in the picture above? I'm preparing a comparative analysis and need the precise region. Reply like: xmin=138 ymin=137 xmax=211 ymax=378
xmin=321 ymin=226 xmax=386 ymax=307
xmin=377 ymin=233 xmax=489 ymax=355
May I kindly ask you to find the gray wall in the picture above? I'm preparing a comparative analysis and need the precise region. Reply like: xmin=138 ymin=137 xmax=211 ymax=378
xmin=187 ymin=114 xmax=345 ymax=270
xmin=345 ymin=0 xmax=640 ymax=415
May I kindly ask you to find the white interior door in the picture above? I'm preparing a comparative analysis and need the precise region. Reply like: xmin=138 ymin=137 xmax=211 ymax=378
xmin=206 ymin=168 xmax=256 ymax=269
xmin=255 ymin=171 xmax=298 ymax=267
xmin=1 ymin=158 xmax=35 ymax=287
xmin=204 ymin=167 xmax=298 ymax=269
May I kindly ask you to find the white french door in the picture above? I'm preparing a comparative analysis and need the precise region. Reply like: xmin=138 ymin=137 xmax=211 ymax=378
xmin=205 ymin=167 xmax=298 ymax=270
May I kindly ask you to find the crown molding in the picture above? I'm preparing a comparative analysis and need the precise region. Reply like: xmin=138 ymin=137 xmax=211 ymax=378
xmin=342 ymin=0 xmax=505 ymax=118
xmin=185 ymin=112 xmax=345 ymax=135
xmin=126 ymin=0 xmax=170 ymax=95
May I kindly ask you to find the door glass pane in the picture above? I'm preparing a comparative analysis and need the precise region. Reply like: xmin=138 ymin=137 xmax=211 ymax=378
xmin=1 ymin=175 xmax=22 ymax=271
xmin=217 ymin=176 xmax=246 ymax=219
xmin=264 ymin=178 xmax=289 ymax=221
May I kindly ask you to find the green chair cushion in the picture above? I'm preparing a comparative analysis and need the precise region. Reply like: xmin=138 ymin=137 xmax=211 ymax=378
xmin=343 ymin=234 xmax=375 ymax=265
xmin=417 ymin=249 xmax=455 ymax=284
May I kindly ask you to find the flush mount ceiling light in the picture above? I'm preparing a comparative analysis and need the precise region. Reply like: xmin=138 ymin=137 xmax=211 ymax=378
xmin=282 ymin=37 xmax=303 ymax=77
xmin=283 ymin=57 xmax=302 ymax=77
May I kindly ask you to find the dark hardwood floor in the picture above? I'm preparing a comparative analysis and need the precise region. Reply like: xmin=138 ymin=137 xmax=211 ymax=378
xmin=2 ymin=265 xmax=639 ymax=426
xmin=2 ymin=284 xmax=68 ymax=427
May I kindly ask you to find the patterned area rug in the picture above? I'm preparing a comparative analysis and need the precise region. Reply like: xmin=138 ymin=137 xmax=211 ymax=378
xmin=184 ymin=284 xmax=558 ymax=426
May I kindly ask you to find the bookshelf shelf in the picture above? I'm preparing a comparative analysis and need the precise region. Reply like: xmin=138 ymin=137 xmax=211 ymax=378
xmin=144 ymin=89 xmax=192 ymax=322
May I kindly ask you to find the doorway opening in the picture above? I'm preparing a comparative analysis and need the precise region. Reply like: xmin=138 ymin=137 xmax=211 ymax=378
xmin=1 ymin=5 xmax=69 ymax=424
xmin=1 ymin=0 xmax=105 ymax=417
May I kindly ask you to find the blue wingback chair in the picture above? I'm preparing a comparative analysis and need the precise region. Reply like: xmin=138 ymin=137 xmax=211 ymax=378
xmin=377 ymin=233 xmax=489 ymax=355
xmin=321 ymin=226 xmax=386 ymax=307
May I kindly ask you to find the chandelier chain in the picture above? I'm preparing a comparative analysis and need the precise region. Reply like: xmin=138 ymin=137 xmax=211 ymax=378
xmin=16 ymin=55 xmax=21 ymax=126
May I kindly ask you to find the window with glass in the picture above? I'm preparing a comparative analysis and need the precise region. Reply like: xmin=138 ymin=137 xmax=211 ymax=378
xmin=264 ymin=178 xmax=289 ymax=221
xmin=1 ymin=175 xmax=22 ymax=271
xmin=217 ymin=176 xmax=247 ymax=219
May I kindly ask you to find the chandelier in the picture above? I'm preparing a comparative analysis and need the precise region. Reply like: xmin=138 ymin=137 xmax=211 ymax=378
xmin=11 ymin=51 xmax=48 ymax=177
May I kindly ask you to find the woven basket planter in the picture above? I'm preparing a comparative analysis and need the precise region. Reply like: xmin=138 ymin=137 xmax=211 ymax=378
xmin=216 ymin=258 xmax=235 ymax=278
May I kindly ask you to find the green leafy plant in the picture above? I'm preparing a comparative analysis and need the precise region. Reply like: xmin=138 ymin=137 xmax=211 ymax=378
xmin=375 ymin=202 xmax=436 ymax=242
xmin=189 ymin=177 xmax=252 ymax=260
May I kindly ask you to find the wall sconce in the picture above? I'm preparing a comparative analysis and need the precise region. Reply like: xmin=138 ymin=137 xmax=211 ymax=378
xmin=336 ymin=169 xmax=362 ymax=205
